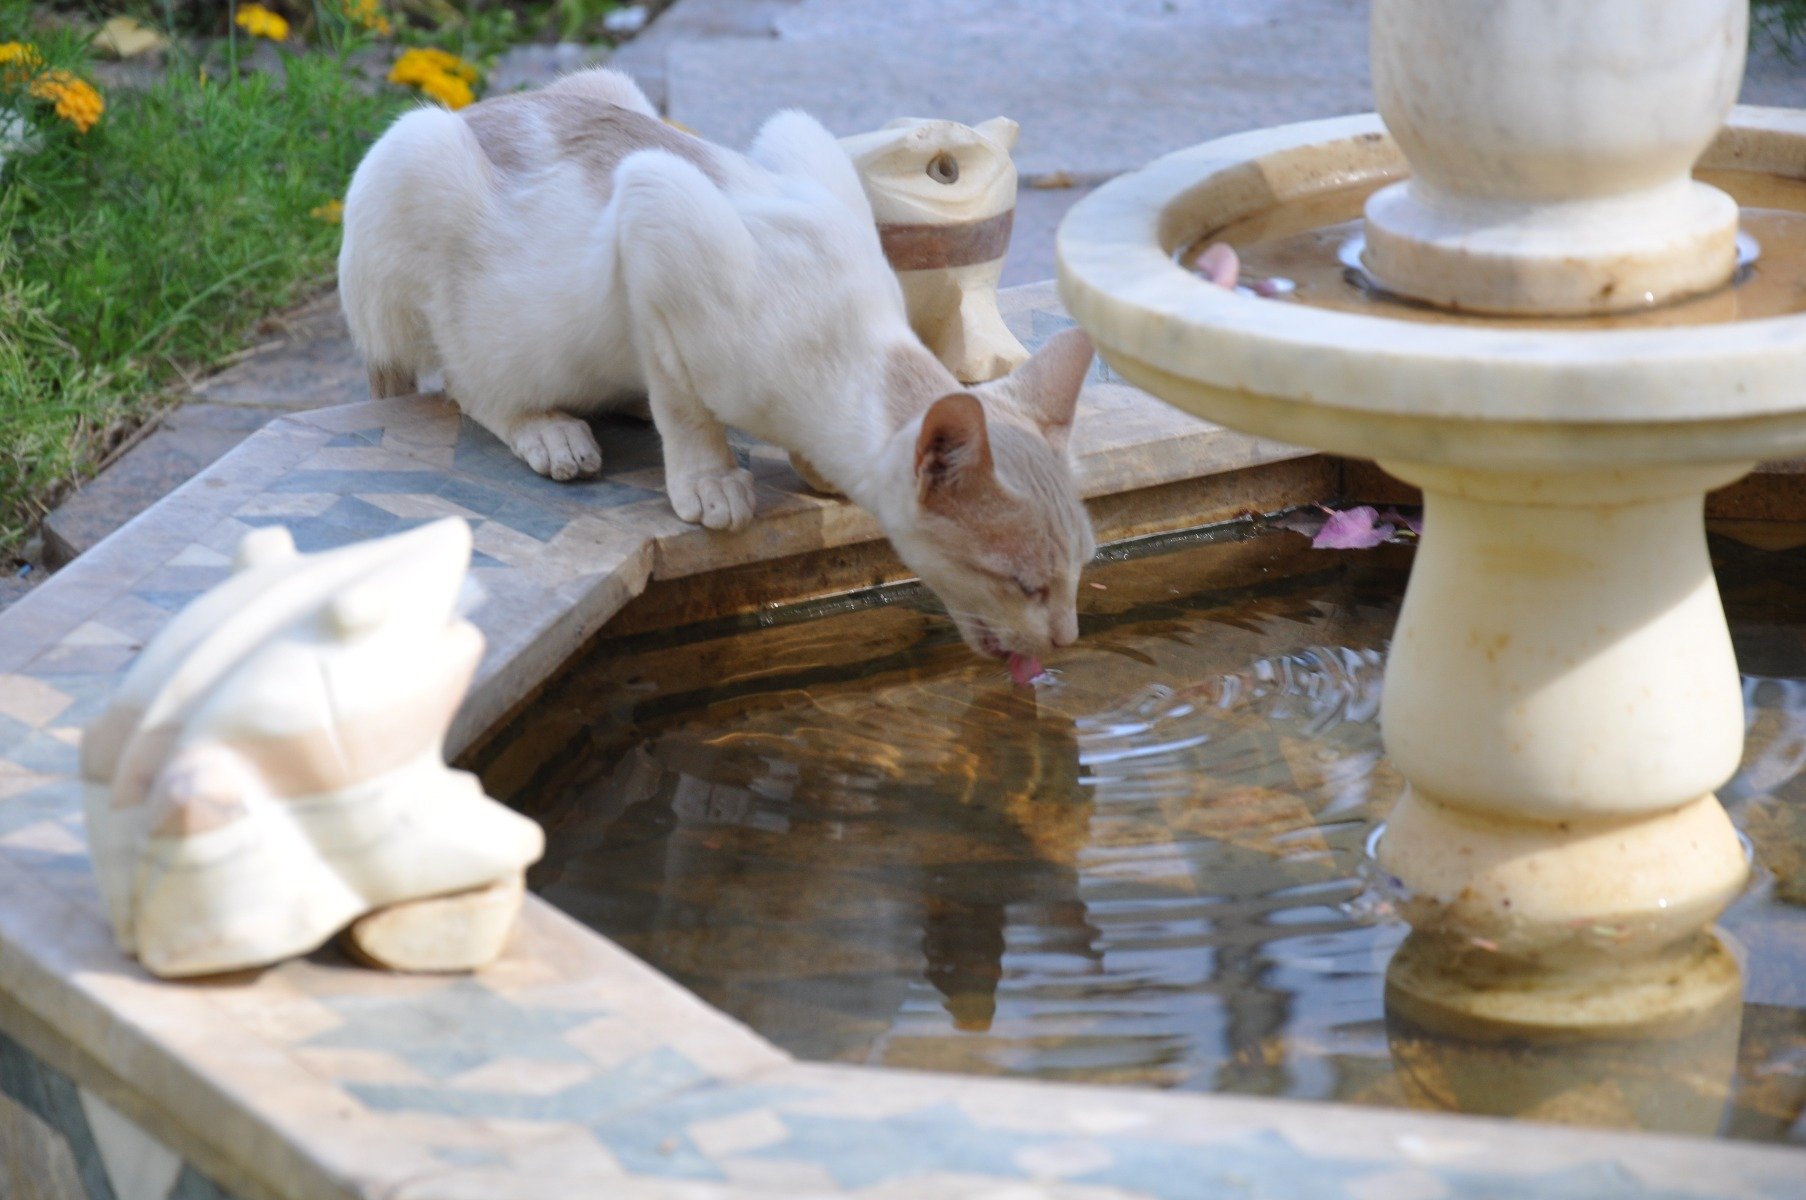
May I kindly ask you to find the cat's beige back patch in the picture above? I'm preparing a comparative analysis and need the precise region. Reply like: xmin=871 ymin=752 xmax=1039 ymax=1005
xmin=462 ymin=82 xmax=725 ymax=200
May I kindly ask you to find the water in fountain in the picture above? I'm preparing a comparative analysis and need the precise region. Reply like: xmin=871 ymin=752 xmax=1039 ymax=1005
xmin=472 ymin=521 xmax=1806 ymax=1141
xmin=1183 ymin=170 xmax=1806 ymax=330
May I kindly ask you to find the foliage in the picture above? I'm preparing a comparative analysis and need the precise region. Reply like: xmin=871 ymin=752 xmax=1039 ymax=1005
xmin=1755 ymin=0 xmax=1806 ymax=56
xmin=50 ymin=0 xmax=640 ymax=58
xmin=0 ymin=0 xmax=673 ymax=559
xmin=0 ymin=221 xmax=129 ymax=556
xmin=0 ymin=1 xmax=405 ymax=554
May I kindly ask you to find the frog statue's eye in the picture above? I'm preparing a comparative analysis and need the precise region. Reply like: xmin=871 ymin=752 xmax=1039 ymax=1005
xmin=927 ymin=151 xmax=960 ymax=185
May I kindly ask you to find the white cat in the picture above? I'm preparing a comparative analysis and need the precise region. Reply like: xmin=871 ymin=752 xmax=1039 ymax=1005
xmin=338 ymin=69 xmax=1096 ymax=678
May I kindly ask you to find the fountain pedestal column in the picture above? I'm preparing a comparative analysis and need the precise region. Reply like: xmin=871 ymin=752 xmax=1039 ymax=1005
xmin=1375 ymin=463 xmax=1752 ymax=961
xmin=1372 ymin=463 xmax=1753 ymax=1126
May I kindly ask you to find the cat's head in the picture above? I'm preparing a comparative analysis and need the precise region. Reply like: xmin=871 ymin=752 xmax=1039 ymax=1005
xmin=878 ymin=330 xmax=1097 ymax=678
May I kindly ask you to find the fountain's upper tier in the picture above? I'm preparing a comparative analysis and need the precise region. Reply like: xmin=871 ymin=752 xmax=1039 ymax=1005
xmin=1362 ymin=0 xmax=1747 ymax=316
xmin=1056 ymin=110 xmax=1806 ymax=472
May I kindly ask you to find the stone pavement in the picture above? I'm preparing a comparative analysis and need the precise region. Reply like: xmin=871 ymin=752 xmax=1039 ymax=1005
xmin=31 ymin=0 xmax=1806 ymax=587
xmin=38 ymin=293 xmax=368 ymax=568
xmin=625 ymin=0 xmax=1379 ymax=285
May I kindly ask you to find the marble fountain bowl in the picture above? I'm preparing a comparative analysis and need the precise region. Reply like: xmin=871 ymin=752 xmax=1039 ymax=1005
xmin=1056 ymin=108 xmax=1806 ymax=472
xmin=1059 ymin=108 xmax=1806 ymax=981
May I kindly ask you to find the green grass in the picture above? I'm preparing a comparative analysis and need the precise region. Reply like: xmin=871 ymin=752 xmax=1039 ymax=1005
xmin=0 ymin=19 xmax=405 ymax=556
xmin=1757 ymin=0 xmax=1806 ymax=54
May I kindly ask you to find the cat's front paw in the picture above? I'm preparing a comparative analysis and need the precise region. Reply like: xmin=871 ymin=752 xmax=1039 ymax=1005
xmin=510 ymin=414 xmax=603 ymax=481
xmin=668 ymin=467 xmax=756 ymax=532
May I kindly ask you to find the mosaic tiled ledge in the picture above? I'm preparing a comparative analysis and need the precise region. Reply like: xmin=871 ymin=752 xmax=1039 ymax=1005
xmin=0 ymin=284 xmax=1800 ymax=1200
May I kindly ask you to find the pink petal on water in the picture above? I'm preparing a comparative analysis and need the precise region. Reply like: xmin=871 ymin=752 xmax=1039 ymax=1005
xmin=1193 ymin=242 xmax=1240 ymax=289
xmin=1379 ymin=507 xmax=1424 ymax=535
xmin=1312 ymin=506 xmax=1394 ymax=550
xmin=1008 ymin=652 xmax=1045 ymax=687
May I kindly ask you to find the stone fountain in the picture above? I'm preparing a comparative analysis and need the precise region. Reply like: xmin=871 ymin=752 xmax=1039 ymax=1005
xmin=1058 ymin=0 xmax=1797 ymax=1124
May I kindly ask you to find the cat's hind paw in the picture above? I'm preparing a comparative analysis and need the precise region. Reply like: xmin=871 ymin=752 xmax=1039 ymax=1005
xmin=668 ymin=467 xmax=756 ymax=532
xmin=510 ymin=414 xmax=603 ymax=481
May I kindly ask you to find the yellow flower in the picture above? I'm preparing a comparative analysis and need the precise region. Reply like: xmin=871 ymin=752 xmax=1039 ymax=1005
xmin=419 ymin=69 xmax=473 ymax=109
xmin=387 ymin=48 xmax=479 ymax=109
xmin=0 ymin=41 xmax=42 ymax=85
xmin=0 ymin=42 xmax=41 ymax=69
xmin=311 ymin=199 xmax=345 ymax=223
xmin=235 ymin=4 xmax=291 ymax=41
xmin=390 ymin=46 xmax=478 ymax=84
xmin=28 ymin=70 xmax=104 ymax=134
xmin=345 ymin=0 xmax=392 ymax=36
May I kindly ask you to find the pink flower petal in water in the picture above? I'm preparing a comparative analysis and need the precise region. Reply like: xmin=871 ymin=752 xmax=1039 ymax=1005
xmin=1379 ymin=507 xmax=1424 ymax=536
xmin=1311 ymin=505 xmax=1395 ymax=550
xmin=1193 ymin=242 xmax=1240 ymax=289
xmin=1008 ymin=652 xmax=1045 ymax=687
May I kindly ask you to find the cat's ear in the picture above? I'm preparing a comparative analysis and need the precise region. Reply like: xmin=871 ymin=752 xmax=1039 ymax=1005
xmin=1001 ymin=328 xmax=1091 ymax=455
xmin=915 ymin=393 xmax=994 ymax=508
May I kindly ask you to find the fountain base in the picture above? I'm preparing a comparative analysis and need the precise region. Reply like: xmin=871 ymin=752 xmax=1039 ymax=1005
xmin=1363 ymin=178 xmax=1741 ymax=316
xmin=1374 ymin=462 xmax=1753 ymax=959
xmin=1377 ymin=788 xmax=1749 ymax=964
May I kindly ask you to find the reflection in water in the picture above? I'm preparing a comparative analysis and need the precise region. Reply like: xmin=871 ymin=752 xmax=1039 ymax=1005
xmin=475 ymin=522 xmax=1806 ymax=1142
xmin=1731 ymin=677 xmax=1806 ymax=804
xmin=1384 ymin=929 xmax=1746 ymax=1137
xmin=1191 ymin=168 xmax=1806 ymax=332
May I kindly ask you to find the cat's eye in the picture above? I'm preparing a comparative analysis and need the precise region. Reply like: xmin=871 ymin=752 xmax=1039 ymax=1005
xmin=927 ymin=152 xmax=960 ymax=185
xmin=1015 ymin=578 xmax=1050 ymax=602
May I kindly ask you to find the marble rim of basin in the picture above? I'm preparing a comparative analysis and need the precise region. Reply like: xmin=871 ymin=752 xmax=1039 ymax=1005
xmin=1363 ymin=0 xmax=1747 ymax=316
xmin=1056 ymin=108 xmax=1806 ymax=468
xmin=1053 ymin=113 xmax=1801 ymax=967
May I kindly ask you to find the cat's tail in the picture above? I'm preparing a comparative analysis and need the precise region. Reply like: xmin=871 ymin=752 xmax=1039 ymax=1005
xmin=339 ymin=106 xmax=495 ymax=397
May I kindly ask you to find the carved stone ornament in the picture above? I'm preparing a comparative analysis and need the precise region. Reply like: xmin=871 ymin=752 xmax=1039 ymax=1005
xmin=843 ymin=116 xmax=1032 ymax=384
xmin=80 ymin=518 xmax=544 ymax=978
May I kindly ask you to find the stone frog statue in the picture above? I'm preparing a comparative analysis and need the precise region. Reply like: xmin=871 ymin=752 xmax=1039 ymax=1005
xmin=841 ymin=116 xmax=1032 ymax=386
xmin=80 ymin=518 xmax=544 ymax=978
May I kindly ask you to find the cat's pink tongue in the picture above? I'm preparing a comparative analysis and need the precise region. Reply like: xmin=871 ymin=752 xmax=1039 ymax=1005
xmin=1007 ymin=652 xmax=1044 ymax=687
